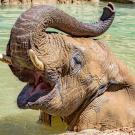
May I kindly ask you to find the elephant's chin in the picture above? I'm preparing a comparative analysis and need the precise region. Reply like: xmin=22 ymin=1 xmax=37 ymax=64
xmin=17 ymin=77 xmax=56 ymax=110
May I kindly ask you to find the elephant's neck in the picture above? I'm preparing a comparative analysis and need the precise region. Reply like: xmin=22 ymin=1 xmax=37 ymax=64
xmin=63 ymin=88 xmax=103 ymax=131
xmin=63 ymin=100 xmax=99 ymax=132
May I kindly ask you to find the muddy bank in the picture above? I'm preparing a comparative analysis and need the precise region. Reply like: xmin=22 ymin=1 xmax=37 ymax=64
xmin=60 ymin=127 xmax=135 ymax=135
xmin=102 ymin=0 xmax=134 ymax=4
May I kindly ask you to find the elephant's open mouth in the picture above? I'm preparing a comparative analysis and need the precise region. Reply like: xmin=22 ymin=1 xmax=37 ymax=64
xmin=17 ymin=74 xmax=56 ymax=109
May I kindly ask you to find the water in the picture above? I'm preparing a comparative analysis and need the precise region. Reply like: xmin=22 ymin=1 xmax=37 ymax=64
xmin=0 ymin=2 xmax=135 ymax=135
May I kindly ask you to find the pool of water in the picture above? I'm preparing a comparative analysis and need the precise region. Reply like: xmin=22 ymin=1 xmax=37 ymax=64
xmin=0 ymin=2 xmax=135 ymax=135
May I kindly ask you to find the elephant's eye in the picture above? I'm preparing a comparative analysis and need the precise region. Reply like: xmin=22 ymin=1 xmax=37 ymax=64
xmin=70 ymin=51 xmax=84 ymax=75
xmin=73 ymin=54 xmax=82 ymax=65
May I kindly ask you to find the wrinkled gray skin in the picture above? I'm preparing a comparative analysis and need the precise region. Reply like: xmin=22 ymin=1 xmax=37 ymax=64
xmin=6 ymin=3 xmax=135 ymax=131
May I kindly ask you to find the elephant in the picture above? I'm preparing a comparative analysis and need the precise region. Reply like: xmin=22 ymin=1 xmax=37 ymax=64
xmin=0 ymin=2 xmax=135 ymax=132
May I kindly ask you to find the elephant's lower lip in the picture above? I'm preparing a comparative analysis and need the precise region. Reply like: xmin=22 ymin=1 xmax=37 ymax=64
xmin=17 ymin=78 xmax=55 ymax=109
xmin=24 ymin=87 xmax=56 ymax=109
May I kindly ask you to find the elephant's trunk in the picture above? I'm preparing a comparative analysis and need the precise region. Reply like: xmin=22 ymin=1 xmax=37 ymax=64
xmin=33 ymin=2 xmax=115 ymax=37
xmin=4 ymin=3 xmax=115 ymax=68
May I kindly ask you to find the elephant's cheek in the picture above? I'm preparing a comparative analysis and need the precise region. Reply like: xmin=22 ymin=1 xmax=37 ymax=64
xmin=45 ymin=96 xmax=62 ymax=115
xmin=41 ymin=91 xmax=77 ymax=116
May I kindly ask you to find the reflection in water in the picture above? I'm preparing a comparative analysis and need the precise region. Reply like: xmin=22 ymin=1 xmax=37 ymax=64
xmin=0 ymin=2 xmax=135 ymax=135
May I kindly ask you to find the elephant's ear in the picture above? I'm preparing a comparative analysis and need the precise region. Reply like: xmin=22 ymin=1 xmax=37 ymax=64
xmin=107 ymin=80 xmax=130 ymax=92
xmin=107 ymin=80 xmax=135 ymax=101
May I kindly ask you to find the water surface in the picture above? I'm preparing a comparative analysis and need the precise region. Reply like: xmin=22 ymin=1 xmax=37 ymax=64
xmin=0 ymin=2 xmax=135 ymax=135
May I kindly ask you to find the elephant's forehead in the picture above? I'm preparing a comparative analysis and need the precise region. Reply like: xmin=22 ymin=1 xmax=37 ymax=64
xmin=63 ymin=36 xmax=94 ymax=47
xmin=63 ymin=35 xmax=105 ymax=54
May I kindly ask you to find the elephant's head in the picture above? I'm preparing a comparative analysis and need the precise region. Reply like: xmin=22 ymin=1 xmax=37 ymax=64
xmin=0 ymin=3 xmax=119 ymax=117
xmin=4 ymin=36 xmax=124 ymax=117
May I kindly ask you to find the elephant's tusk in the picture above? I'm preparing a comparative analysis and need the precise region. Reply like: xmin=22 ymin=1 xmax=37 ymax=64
xmin=0 ymin=53 xmax=12 ymax=65
xmin=28 ymin=49 xmax=44 ymax=71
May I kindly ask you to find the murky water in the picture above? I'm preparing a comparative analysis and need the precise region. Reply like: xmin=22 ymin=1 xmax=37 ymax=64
xmin=0 ymin=2 xmax=135 ymax=135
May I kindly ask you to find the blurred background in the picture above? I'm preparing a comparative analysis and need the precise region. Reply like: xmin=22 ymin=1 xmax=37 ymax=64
xmin=0 ymin=0 xmax=135 ymax=5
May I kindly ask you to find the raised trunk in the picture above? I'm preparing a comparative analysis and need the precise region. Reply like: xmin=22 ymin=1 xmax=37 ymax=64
xmin=7 ymin=4 xmax=115 ymax=66
xmin=10 ymin=4 xmax=115 ymax=39
xmin=32 ymin=3 xmax=115 ymax=37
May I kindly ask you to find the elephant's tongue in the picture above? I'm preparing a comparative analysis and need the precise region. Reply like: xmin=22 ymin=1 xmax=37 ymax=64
xmin=22 ymin=71 xmax=55 ymax=104
xmin=29 ymin=72 xmax=51 ymax=97
xmin=29 ymin=82 xmax=50 ymax=96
